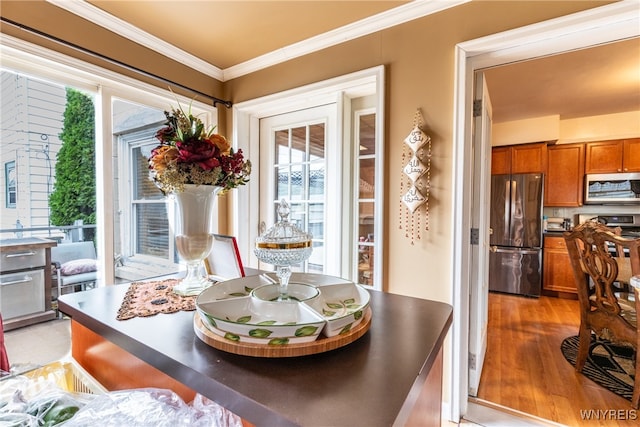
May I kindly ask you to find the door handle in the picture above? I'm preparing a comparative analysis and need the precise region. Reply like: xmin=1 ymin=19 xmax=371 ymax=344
xmin=0 ymin=275 xmax=33 ymax=286
xmin=5 ymin=251 xmax=37 ymax=258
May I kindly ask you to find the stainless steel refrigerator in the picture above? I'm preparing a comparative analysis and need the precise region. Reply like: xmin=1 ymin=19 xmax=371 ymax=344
xmin=489 ymin=173 xmax=544 ymax=297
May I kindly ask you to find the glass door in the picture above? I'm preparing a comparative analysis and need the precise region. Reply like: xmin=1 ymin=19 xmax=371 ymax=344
xmin=259 ymin=104 xmax=339 ymax=275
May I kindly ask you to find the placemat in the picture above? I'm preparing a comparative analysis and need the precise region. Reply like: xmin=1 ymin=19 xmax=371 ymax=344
xmin=116 ymin=279 xmax=197 ymax=320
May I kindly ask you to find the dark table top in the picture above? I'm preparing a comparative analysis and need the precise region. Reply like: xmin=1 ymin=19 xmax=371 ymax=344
xmin=58 ymin=281 xmax=452 ymax=427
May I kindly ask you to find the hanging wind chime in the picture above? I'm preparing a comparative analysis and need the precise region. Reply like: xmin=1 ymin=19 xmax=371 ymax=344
xmin=399 ymin=110 xmax=432 ymax=245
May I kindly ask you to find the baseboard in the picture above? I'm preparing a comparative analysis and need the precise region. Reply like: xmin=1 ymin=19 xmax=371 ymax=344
xmin=466 ymin=398 xmax=567 ymax=426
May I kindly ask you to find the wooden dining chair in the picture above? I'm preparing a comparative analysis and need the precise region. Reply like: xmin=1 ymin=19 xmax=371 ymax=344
xmin=563 ymin=221 xmax=640 ymax=408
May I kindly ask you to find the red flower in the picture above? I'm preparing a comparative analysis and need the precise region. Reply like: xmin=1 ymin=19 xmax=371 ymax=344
xmin=176 ymin=139 xmax=221 ymax=171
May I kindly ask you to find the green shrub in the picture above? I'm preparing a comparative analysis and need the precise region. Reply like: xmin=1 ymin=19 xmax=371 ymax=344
xmin=49 ymin=88 xmax=96 ymax=241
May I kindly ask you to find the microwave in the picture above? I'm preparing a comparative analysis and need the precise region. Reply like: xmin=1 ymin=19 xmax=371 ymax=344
xmin=584 ymin=173 xmax=640 ymax=204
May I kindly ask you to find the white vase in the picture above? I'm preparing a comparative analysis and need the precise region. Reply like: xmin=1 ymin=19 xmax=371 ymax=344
xmin=169 ymin=184 xmax=222 ymax=296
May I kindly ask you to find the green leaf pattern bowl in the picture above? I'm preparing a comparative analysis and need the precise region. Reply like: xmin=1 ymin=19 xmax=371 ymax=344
xmin=196 ymin=296 xmax=326 ymax=344
xmin=196 ymin=273 xmax=371 ymax=345
xmin=306 ymin=283 xmax=370 ymax=337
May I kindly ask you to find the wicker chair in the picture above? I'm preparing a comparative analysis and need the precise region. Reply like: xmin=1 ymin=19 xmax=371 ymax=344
xmin=564 ymin=221 xmax=640 ymax=408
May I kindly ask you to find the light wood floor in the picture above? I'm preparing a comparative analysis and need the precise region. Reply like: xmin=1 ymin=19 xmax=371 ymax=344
xmin=477 ymin=293 xmax=638 ymax=426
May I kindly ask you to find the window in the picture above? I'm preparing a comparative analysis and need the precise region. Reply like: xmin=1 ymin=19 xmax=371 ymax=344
xmin=132 ymin=142 xmax=170 ymax=258
xmin=5 ymin=161 xmax=16 ymax=208
xmin=113 ymin=98 xmax=215 ymax=280
xmin=355 ymin=111 xmax=377 ymax=286
xmin=273 ymin=122 xmax=327 ymax=273
xmin=2 ymin=37 xmax=217 ymax=284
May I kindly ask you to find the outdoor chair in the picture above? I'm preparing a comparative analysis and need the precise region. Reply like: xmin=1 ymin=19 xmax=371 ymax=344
xmin=563 ymin=221 xmax=640 ymax=408
xmin=51 ymin=241 xmax=98 ymax=311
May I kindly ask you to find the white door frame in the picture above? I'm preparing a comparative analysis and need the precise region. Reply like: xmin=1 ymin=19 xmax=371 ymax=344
xmin=450 ymin=1 xmax=639 ymax=421
xmin=232 ymin=66 xmax=385 ymax=278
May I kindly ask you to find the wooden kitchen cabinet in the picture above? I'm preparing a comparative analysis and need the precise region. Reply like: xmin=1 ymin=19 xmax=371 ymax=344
xmin=491 ymin=142 xmax=547 ymax=175
xmin=491 ymin=146 xmax=511 ymax=175
xmin=545 ymin=143 xmax=585 ymax=207
xmin=542 ymin=235 xmax=577 ymax=297
xmin=623 ymin=138 xmax=640 ymax=171
xmin=585 ymin=138 xmax=640 ymax=173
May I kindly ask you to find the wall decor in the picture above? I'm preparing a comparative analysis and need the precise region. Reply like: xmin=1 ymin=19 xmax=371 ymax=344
xmin=400 ymin=110 xmax=432 ymax=244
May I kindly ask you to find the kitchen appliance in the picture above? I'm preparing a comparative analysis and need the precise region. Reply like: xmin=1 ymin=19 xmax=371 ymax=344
xmin=584 ymin=173 xmax=640 ymax=204
xmin=489 ymin=173 xmax=544 ymax=296
xmin=577 ymin=213 xmax=640 ymax=238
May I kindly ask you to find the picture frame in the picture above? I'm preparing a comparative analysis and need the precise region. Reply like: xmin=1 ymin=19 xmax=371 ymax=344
xmin=203 ymin=234 xmax=245 ymax=281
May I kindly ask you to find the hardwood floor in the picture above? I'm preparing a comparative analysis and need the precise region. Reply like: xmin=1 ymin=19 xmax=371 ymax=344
xmin=477 ymin=293 xmax=638 ymax=426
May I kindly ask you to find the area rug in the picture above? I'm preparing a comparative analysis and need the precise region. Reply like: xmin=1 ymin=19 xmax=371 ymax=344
xmin=561 ymin=335 xmax=636 ymax=402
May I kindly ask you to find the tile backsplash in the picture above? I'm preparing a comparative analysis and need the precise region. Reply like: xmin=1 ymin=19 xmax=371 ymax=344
xmin=543 ymin=205 xmax=639 ymax=227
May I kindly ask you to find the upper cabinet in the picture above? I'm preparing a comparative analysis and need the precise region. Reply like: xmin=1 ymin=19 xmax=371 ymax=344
xmin=585 ymin=138 xmax=640 ymax=173
xmin=544 ymin=143 xmax=585 ymax=207
xmin=491 ymin=142 xmax=547 ymax=175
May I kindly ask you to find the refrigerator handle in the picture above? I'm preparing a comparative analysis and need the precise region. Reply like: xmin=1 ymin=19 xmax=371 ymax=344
xmin=493 ymin=247 xmax=539 ymax=255
xmin=510 ymin=179 xmax=517 ymax=225
xmin=503 ymin=180 xmax=511 ymax=239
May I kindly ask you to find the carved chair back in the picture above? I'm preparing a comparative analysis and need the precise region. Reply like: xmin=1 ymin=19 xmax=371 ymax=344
xmin=563 ymin=221 xmax=640 ymax=408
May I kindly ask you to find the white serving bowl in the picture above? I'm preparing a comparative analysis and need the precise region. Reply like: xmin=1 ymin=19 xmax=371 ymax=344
xmin=304 ymin=283 xmax=371 ymax=337
xmin=199 ymin=273 xmax=351 ymax=301
xmin=199 ymin=275 xmax=274 ymax=301
xmin=250 ymin=283 xmax=320 ymax=303
xmin=196 ymin=296 xmax=325 ymax=345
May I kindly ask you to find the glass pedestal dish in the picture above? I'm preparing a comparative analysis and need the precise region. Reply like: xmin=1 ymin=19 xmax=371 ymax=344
xmin=254 ymin=199 xmax=313 ymax=301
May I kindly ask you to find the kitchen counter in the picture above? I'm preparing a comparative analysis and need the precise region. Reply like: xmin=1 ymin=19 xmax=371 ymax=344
xmin=58 ymin=281 xmax=453 ymax=427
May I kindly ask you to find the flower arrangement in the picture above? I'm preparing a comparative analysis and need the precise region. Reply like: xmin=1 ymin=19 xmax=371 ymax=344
xmin=148 ymin=105 xmax=251 ymax=195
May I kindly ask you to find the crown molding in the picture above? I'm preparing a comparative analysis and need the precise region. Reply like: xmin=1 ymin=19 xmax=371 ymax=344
xmin=222 ymin=0 xmax=470 ymax=80
xmin=46 ymin=0 xmax=225 ymax=81
xmin=46 ymin=0 xmax=469 ymax=82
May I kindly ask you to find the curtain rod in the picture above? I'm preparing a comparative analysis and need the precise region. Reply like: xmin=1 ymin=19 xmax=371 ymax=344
xmin=1 ymin=17 xmax=233 ymax=109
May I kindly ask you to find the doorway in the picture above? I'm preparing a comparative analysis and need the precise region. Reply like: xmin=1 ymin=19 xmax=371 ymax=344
xmin=451 ymin=1 xmax=639 ymax=422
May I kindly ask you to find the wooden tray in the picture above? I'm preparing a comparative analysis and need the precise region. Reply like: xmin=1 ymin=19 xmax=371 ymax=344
xmin=193 ymin=308 xmax=372 ymax=358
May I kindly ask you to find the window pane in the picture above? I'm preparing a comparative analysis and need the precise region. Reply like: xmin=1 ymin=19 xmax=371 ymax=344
xmin=359 ymin=158 xmax=375 ymax=199
xmin=359 ymin=113 xmax=376 ymax=154
xmin=358 ymin=244 xmax=374 ymax=286
xmin=308 ymin=241 xmax=324 ymax=273
xmin=276 ymin=166 xmax=290 ymax=200
xmin=309 ymin=202 xmax=324 ymax=240
xmin=309 ymin=123 xmax=325 ymax=160
xmin=135 ymin=203 xmax=169 ymax=257
xmin=290 ymin=164 xmax=304 ymax=200
xmin=291 ymin=126 xmax=306 ymax=163
xmin=355 ymin=110 xmax=377 ymax=288
xmin=288 ymin=202 xmax=307 ymax=230
xmin=134 ymin=146 xmax=163 ymax=200
xmin=309 ymin=163 xmax=324 ymax=198
xmin=5 ymin=161 xmax=16 ymax=208
xmin=358 ymin=202 xmax=374 ymax=241
xmin=275 ymin=130 xmax=289 ymax=164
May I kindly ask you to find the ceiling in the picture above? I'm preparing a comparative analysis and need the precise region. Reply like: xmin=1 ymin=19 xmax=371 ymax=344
xmin=46 ymin=1 xmax=639 ymax=123
xmin=484 ymin=37 xmax=640 ymax=123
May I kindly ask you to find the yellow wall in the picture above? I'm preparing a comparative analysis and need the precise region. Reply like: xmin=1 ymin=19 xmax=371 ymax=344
xmin=0 ymin=0 xmax=612 ymax=303
xmin=223 ymin=1 xmax=611 ymax=302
